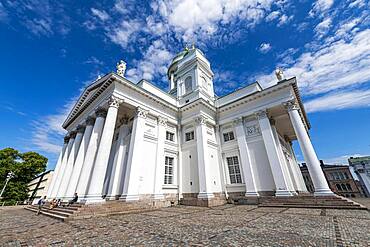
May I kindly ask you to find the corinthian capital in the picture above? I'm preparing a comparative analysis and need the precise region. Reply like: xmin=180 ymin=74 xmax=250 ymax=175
xmin=85 ymin=116 xmax=95 ymax=126
xmin=195 ymin=115 xmax=207 ymax=125
xmin=108 ymin=95 xmax=122 ymax=108
xmin=158 ymin=116 xmax=168 ymax=126
xmin=232 ymin=117 xmax=243 ymax=126
xmin=255 ymin=110 xmax=268 ymax=120
xmin=95 ymin=107 xmax=107 ymax=118
xmin=76 ymin=125 xmax=85 ymax=133
xmin=283 ymin=100 xmax=299 ymax=112
xmin=136 ymin=107 xmax=149 ymax=119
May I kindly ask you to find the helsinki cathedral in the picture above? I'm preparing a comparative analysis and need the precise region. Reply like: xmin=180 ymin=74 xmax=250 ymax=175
xmin=46 ymin=46 xmax=333 ymax=206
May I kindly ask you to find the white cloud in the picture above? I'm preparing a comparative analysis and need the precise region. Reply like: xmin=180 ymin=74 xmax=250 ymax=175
xmin=278 ymin=14 xmax=293 ymax=26
xmin=259 ymin=42 xmax=272 ymax=53
xmin=24 ymin=18 xmax=53 ymax=36
xmin=256 ymin=28 xmax=370 ymax=93
xmin=266 ymin=11 xmax=280 ymax=22
xmin=348 ymin=0 xmax=366 ymax=8
xmin=126 ymin=40 xmax=173 ymax=85
xmin=314 ymin=18 xmax=332 ymax=38
xmin=91 ymin=8 xmax=110 ymax=21
xmin=108 ymin=19 xmax=142 ymax=48
xmin=309 ymin=0 xmax=334 ymax=17
xmin=154 ymin=0 xmax=276 ymax=42
xmin=305 ymin=89 xmax=370 ymax=113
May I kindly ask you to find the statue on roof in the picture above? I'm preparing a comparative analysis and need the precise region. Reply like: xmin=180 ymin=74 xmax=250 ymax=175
xmin=275 ymin=67 xmax=285 ymax=81
xmin=116 ymin=60 xmax=126 ymax=77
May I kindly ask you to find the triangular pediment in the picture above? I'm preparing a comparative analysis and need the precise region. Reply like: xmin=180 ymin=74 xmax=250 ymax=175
xmin=62 ymin=73 xmax=114 ymax=128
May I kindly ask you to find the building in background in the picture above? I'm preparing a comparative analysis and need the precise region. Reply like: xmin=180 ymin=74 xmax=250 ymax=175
xmin=301 ymin=161 xmax=365 ymax=198
xmin=349 ymin=156 xmax=370 ymax=197
xmin=27 ymin=170 xmax=54 ymax=205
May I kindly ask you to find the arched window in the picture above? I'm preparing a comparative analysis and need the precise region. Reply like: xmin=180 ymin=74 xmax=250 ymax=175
xmin=185 ymin=76 xmax=192 ymax=93
xmin=336 ymin=184 xmax=341 ymax=191
xmin=346 ymin=183 xmax=352 ymax=191
xmin=341 ymin=184 xmax=347 ymax=191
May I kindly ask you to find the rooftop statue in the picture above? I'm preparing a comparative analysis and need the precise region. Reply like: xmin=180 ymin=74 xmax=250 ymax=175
xmin=116 ymin=60 xmax=127 ymax=77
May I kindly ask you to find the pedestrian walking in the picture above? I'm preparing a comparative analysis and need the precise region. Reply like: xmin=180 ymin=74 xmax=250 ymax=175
xmin=37 ymin=196 xmax=46 ymax=215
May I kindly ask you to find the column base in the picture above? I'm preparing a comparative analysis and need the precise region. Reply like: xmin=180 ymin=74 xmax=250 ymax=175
xmin=197 ymin=192 xmax=214 ymax=199
xmin=275 ymin=190 xmax=295 ymax=197
xmin=245 ymin=191 xmax=260 ymax=197
xmin=84 ymin=195 xmax=106 ymax=204
xmin=151 ymin=194 xmax=165 ymax=200
xmin=119 ymin=194 xmax=140 ymax=201
xmin=105 ymin=195 xmax=120 ymax=200
xmin=314 ymin=189 xmax=335 ymax=197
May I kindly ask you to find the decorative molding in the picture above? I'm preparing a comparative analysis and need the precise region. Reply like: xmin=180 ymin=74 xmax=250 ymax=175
xmin=136 ymin=107 xmax=149 ymax=119
xmin=232 ymin=117 xmax=243 ymax=126
xmin=255 ymin=110 xmax=268 ymax=120
xmin=120 ymin=114 xmax=129 ymax=125
xmin=95 ymin=107 xmax=107 ymax=118
xmin=64 ymin=136 xmax=70 ymax=143
xmin=283 ymin=99 xmax=299 ymax=112
xmin=245 ymin=125 xmax=261 ymax=137
xmin=269 ymin=118 xmax=276 ymax=126
xmin=76 ymin=125 xmax=85 ymax=133
xmin=69 ymin=131 xmax=77 ymax=139
xmin=108 ymin=95 xmax=122 ymax=108
xmin=85 ymin=116 xmax=95 ymax=126
xmin=158 ymin=116 xmax=168 ymax=126
xmin=194 ymin=115 xmax=207 ymax=125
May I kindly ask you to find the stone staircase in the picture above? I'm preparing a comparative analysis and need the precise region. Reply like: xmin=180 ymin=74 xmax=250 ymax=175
xmin=256 ymin=195 xmax=368 ymax=210
xmin=24 ymin=203 xmax=84 ymax=221
xmin=24 ymin=199 xmax=172 ymax=221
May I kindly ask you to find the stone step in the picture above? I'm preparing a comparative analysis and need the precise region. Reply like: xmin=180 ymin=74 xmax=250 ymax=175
xmin=258 ymin=204 xmax=367 ymax=210
xmin=24 ymin=207 xmax=68 ymax=221
xmin=27 ymin=206 xmax=74 ymax=217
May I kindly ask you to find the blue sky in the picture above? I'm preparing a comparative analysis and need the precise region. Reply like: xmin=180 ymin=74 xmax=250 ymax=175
xmin=0 ymin=0 xmax=369 ymax=170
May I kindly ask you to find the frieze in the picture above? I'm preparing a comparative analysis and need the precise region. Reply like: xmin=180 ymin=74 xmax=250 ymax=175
xmin=245 ymin=125 xmax=261 ymax=137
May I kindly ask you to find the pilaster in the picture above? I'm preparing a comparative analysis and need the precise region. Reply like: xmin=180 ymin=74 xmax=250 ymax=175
xmin=120 ymin=107 xmax=148 ymax=201
xmin=153 ymin=116 xmax=168 ymax=200
xmin=195 ymin=115 xmax=214 ymax=199
xmin=233 ymin=117 xmax=259 ymax=197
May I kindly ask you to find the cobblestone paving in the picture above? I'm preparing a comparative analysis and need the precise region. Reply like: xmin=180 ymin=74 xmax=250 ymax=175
xmin=0 ymin=205 xmax=369 ymax=246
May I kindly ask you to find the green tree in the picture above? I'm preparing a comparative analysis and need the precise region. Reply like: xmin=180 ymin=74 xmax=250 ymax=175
xmin=0 ymin=148 xmax=47 ymax=203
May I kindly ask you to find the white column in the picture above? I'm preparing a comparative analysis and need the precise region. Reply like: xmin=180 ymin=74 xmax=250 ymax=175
xmin=51 ymin=133 xmax=75 ymax=198
xmin=57 ymin=126 xmax=84 ymax=199
xmin=152 ymin=116 xmax=167 ymax=199
xmin=233 ymin=118 xmax=259 ymax=197
xmin=270 ymin=120 xmax=297 ymax=194
xmin=46 ymin=138 xmax=68 ymax=199
xmin=177 ymin=124 xmax=183 ymax=199
xmin=287 ymin=140 xmax=308 ymax=192
xmin=284 ymin=100 xmax=334 ymax=196
xmin=257 ymin=110 xmax=294 ymax=197
xmin=76 ymin=108 xmax=107 ymax=198
xmin=195 ymin=116 xmax=213 ymax=199
xmin=106 ymin=118 xmax=130 ymax=199
xmin=65 ymin=117 xmax=95 ymax=199
xmin=121 ymin=107 xmax=148 ymax=201
xmin=215 ymin=125 xmax=228 ymax=199
xmin=86 ymin=96 xmax=121 ymax=202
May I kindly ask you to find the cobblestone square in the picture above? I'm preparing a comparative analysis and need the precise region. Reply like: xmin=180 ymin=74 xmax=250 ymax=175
xmin=0 ymin=205 xmax=369 ymax=246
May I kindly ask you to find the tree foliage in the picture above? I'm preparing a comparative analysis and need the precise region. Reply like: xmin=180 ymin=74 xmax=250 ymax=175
xmin=0 ymin=148 xmax=47 ymax=203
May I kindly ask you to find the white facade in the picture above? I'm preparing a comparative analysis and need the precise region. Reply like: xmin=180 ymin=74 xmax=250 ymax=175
xmin=28 ymin=170 xmax=54 ymax=205
xmin=46 ymin=47 xmax=333 ymax=205
xmin=349 ymin=156 xmax=370 ymax=197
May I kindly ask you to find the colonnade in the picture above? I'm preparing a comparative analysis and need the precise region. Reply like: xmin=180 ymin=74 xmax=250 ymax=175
xmin=232 ymin=99 xmax=333 ymax=197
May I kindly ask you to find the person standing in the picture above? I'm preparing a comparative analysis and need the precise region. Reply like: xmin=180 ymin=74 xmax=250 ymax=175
xmin=37 ymin=196 xmax=46 ymax=215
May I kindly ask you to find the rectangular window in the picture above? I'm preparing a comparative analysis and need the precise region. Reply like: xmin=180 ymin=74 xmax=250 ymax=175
xmin=166 ymin=131 xmax=174 ymax=141
xmin=223 ymin=131 xmax=235 ymax=142
xmin=164 ymin=156 xmax=174 ymax=185
xmin=185 ymin=131 xmax=194 ymax=141
xmin=226 ymin=156 xmax=242 ymax=184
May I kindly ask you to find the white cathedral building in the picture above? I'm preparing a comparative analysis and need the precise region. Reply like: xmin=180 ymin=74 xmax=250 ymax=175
xmin=46 ymin=46 xmax=334 ymax=206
